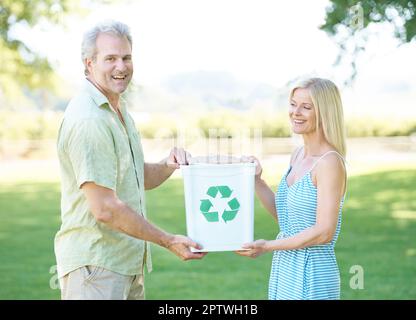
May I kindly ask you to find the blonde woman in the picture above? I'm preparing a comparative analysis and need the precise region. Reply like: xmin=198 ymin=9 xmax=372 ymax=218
xmin=237 ymin=78 xmax=347 ymax=300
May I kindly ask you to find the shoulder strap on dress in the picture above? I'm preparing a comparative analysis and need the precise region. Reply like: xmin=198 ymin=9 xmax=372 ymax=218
xmin=291 ymin=146 xmax=304 ymax=166
xmin=309 ymin=150 xmax=345 ymax=172
xmin=309 ymin=150 xmax=348 ymax=199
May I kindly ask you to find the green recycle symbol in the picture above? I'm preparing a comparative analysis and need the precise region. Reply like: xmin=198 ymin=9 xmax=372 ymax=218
xmin=199 ymin=185 xmax=240 ymax=223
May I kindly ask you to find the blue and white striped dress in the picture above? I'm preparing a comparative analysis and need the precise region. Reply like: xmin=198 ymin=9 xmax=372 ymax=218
xmin=268 ymin=151 xmax=344 ymax=300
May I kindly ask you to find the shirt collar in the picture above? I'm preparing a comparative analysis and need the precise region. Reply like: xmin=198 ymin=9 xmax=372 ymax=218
xmin=83 ymin=78 xmax=110 ymax=108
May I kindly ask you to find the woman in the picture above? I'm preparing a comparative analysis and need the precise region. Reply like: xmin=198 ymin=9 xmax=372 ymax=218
xmin=237 ymin=78 xmax=347 ymax=300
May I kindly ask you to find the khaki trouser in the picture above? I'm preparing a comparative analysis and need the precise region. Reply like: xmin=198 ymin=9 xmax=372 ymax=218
xmin=59 ymin=266 xmax=145 ymax=300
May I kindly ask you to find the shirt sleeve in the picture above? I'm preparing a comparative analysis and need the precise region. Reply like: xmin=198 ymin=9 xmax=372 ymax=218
xmin=66 ymin=118 xmax=117 ymax=190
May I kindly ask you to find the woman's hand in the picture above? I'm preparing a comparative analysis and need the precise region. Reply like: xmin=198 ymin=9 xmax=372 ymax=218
xmin=240 ymin=155 xmax=263 ymax=179
xmin=234 ymin=239 xmax=270 ymax=258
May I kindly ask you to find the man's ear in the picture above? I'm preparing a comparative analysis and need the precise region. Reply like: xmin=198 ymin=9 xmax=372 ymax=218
xmin=85 ymin=58 xmax=94 ymax=74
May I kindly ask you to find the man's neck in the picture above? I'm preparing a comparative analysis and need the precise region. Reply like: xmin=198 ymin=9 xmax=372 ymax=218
xmin=108 ymin=97 xmax=121 ymax=112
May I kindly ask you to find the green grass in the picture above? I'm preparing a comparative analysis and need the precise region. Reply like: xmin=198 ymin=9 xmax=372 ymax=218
xmin=0 ymin=169 xmax=415 ymax=299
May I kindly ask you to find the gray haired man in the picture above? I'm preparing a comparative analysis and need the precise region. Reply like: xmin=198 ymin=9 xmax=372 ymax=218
xmin=55 ymin=20 xmax=205 ymax=300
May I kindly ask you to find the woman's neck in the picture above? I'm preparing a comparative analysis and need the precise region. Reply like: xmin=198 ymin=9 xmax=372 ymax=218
xmin=301 ymin=130 xmax=331 ymax=158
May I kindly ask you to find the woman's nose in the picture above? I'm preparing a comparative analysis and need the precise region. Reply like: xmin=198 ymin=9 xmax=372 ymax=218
xmin=293 ymin=105 xmax=302 ymax=115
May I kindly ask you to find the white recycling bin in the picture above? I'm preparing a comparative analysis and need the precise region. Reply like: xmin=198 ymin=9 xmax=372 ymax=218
xmin=181 ymin=162 xmax=256 ymax=252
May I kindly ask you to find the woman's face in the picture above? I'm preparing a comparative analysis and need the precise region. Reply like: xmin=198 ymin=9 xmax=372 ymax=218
xmin=289 ymin=88 xmax=317 ymax=135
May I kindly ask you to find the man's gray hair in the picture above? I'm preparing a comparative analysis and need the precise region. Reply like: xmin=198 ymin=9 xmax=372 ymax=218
xmin=81 ymin=20 xmax=133 ymax=75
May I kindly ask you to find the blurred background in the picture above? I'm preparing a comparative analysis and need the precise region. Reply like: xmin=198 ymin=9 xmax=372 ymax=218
xmin=0 ymin=0 xmax=415 ymax=299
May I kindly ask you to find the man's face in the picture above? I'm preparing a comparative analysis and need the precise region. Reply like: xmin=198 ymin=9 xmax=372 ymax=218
xmin=86 ymin=33 xmax=133 ymax=98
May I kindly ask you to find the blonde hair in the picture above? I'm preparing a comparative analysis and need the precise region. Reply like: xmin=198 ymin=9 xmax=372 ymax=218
xmin=290 ymin=78 xmax=347 ymax=158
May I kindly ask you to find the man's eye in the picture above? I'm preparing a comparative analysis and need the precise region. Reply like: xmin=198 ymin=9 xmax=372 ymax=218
xmin=106 ymin=57 xmax=114 ymax=61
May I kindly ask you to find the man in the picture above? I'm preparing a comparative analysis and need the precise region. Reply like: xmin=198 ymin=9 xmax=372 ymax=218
xmin=55 ymin=20 xmax=205 ymax=300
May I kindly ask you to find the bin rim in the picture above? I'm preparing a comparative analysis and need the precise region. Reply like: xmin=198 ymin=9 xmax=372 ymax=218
xmin=180 ymin=162 xmax=256 ymax=170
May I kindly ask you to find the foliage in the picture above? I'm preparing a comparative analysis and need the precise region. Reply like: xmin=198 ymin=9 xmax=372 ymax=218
xmin=0 ymin=0 xmax=72 ymax=95
xmin=345 ymin=116 xmax=416 ymax=137
xmin=322 ymin=1 xmax=416 ymax=42
xmin=138 ymin=110 xmax=292 ymax=139
xmin=0 ymin=110 xmax=63 ymax=140
xmin=138 ymin=112 xmax=415 ymax=139
xmin=0 ymin=0 xmax=118 ymax=100
xmin=1 ymin=111 xmax=415 ymax=142
xmin=321 ymin=0 xmax=416 ymax=83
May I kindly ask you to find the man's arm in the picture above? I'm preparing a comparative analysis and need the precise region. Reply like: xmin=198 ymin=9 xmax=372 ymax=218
xmin=144 ymin=161 xmax=174 ymax=190
xmin=144 ymin=147 xmax=191 ymax=190
xmin=82 ymin=182 xmax=205 ymax=260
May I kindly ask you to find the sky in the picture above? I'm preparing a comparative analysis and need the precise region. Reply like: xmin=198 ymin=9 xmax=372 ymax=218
xmin=14 ymin=0 xmax=416 ymax=116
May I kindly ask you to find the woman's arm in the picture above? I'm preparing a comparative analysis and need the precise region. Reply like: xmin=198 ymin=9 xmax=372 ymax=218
xmin=242 ymin=156 xmax=278 ymax=221
xmin=253 ymin=147 xmax=302 ymax=221
xmin=255 ymin=176 xmax=278 ymax=221
xmin=236 ymin=153 xmax=346 ymax=258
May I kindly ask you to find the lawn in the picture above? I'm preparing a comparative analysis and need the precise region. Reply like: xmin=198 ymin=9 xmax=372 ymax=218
xmin=0 ymin=168 xmax=415 ymax=299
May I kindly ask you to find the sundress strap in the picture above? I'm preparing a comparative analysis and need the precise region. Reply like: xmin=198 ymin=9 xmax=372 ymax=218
xmin=309 ymin=150 xmax=345 ymax=173
xmin=291 ymin=146 xmax=304 ymax=165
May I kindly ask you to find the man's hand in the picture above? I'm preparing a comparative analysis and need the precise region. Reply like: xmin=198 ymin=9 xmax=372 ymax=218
xmin=234 ymin=239 xmax=269 ymax=258
xmin=144 ymin=147 xmax=191 ymax=189
xmin=166 ymin=147 xmax=192 ymax=169
xmin=164 ymin=234 xmax=207 ymax=260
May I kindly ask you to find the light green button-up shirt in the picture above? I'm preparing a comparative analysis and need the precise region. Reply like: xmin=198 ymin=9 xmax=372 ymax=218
xmin=55 ymin=79 xmax=152 ymax=278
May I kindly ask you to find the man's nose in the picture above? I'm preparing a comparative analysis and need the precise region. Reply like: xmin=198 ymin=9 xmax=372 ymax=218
xmin=115 ymin=58 xmax=127 ymax=71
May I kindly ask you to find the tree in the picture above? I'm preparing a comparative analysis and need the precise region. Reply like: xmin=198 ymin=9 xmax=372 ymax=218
xmin=0 ymin=0 xmax=118 ymax=101
xmin=320 ymin=0 xmax=416 ymax=84
xmin=0 ymin=0 xmax=74 ymax=98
